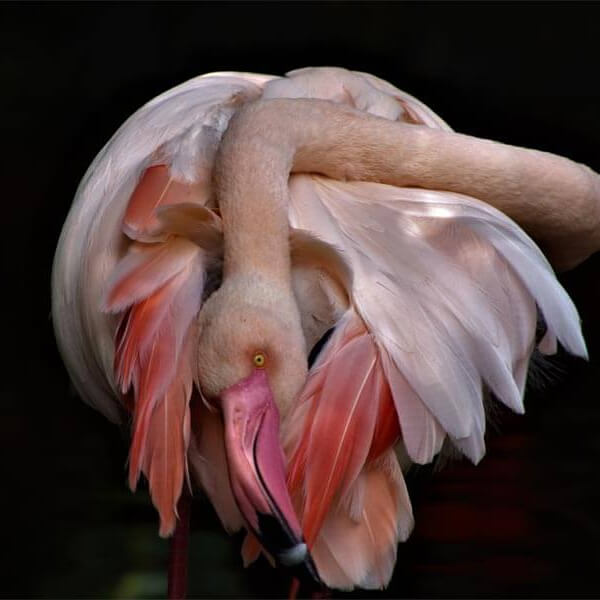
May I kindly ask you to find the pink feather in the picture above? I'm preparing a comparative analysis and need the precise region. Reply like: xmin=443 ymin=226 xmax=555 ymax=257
xmin=286 ymin=310 xmax=406 ymax=587
xmin=123 ymin=165 xmax=209 ymax=241
xmin=103 ymin=165 xmax=207 ymax=536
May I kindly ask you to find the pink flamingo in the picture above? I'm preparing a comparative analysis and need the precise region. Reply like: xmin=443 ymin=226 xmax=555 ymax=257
xmin=52 ymin=67 xmax=598 ymax=596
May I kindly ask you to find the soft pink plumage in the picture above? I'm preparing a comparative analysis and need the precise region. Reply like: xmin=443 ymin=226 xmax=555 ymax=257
xmin=52 ymin=67 xmax=597 ymax=592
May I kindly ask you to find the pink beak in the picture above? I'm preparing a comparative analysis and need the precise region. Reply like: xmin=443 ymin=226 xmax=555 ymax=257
xmin=221 ymin=369 xmax=320 ymax=582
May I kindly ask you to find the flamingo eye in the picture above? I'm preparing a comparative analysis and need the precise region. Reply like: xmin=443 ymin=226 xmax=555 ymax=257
xmin=253 ymin=352 xmax=266 ymax=368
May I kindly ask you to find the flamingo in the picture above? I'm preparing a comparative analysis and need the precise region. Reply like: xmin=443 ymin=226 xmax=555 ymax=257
xmin=52 ymin=67 xmax=598 ymax=596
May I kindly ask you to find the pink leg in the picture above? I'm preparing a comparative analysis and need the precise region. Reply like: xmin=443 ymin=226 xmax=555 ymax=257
xmin=289 ymin=577 xmax=331 ymax=599
xmin=289 ymin=578 xmax=300 ymax=599
xmin=168 ymin=488 xmax=191 ymax=600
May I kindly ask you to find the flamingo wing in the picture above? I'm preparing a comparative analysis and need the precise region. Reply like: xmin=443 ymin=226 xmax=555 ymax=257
xmin=51 ymin=72 xmax=279 ymax=534
xmin=274 ymin=69 xmax=587 ymax=588
xmin=52 ymin=66 xmax=589 ymax=588
xmin=52 ymin=72 xmax=275 ymax=423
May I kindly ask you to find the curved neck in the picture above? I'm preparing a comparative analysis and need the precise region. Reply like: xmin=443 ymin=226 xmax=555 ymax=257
xmin=215 ymin=98 xmax=600 ymax=273
xmin=214 ymin=125 xmax=294 ymax=282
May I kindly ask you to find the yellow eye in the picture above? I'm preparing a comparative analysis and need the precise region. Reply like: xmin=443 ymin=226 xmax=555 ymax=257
xmin=253 ymin=352 xmax=266 ymax=368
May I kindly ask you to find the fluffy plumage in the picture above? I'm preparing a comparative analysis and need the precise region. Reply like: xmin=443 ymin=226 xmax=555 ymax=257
xmin=52 ymin=67 xmax=593 ymax=591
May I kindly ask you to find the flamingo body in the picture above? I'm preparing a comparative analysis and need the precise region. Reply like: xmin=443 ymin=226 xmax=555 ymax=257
xmin=52 ymin=67 xmax=595 ymax=590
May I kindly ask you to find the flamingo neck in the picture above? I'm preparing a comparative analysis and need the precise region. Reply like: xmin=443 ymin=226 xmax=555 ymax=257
xmin=215 ymin=98 xmax=600 ymax=273
xmin=214 ymin=125 xmax=294 ymax=282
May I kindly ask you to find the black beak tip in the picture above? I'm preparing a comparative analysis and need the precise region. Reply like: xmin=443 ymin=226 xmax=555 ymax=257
xmin=278 ymin=543 xmax=321 ymax=585
xmin=256 ymin=513 xmax=322 ymax=585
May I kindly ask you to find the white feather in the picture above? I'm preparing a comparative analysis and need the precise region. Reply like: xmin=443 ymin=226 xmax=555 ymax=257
xmin=52 ymin=66 xmax=591 ymax=592
xmin=52 ymin=73 xmax=275 ymax=422
xmin=289 ymin=174 xmax=585 ymax=462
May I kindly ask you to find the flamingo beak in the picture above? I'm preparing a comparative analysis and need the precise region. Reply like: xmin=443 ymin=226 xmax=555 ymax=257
xmin=221 ymin=369 xmax=320 ymax=583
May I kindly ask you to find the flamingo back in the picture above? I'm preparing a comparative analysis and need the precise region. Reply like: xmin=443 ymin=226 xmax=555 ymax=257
xmin=52 ymin=67 xmax=588 ymax=591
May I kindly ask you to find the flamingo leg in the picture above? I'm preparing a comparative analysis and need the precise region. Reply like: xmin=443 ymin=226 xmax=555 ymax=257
xmin=289 ymin=576 xmax=331 ymax=599
xmin=167 ymin=487 xmax=191 ymax=600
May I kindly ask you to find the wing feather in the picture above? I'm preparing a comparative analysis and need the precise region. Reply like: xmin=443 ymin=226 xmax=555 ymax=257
xmin=316 ymin=451 xmax=413 ymax=590
xmin=284 ymin=311 xmax=408 ymax=588
xmin=187 ymin=398 xmax=244 ymax=534
xmin=289 ymin=174 xmax=585 ymax=463
xmin=52 ymin=66 xmax=590 ymax=586
xmin=102 ymin=232 xmax=205 ymax=534
xmin=52 ymin=73 xmax=273 ymax=422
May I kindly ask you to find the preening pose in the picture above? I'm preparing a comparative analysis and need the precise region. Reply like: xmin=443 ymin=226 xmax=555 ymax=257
xmin=52 ymin=67 xmax=599 ymax=594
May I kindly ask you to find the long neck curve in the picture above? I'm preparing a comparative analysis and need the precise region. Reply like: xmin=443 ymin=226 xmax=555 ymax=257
xmin=215 ymin=98 xmax=600 ymax=273
xmin=214 ymin=112 xmax=295 ymax=283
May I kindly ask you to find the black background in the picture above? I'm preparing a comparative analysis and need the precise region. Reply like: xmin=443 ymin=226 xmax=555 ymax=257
xmin=3 ymin=2 xmax=600 ymax=598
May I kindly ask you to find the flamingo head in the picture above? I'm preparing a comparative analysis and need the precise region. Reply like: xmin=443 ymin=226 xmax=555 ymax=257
xmin=196 ymin=276 xmax=319 ymax=581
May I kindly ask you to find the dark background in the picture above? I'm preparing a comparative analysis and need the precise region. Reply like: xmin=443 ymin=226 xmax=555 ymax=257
xmin=3 ymin=2 xmax=600 ymax=598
